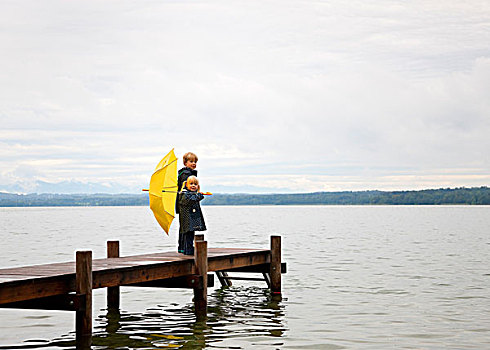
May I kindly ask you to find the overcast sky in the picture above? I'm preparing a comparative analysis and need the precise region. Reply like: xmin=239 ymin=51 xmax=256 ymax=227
xmin=1 ymin=0 xmax=489 ymax=194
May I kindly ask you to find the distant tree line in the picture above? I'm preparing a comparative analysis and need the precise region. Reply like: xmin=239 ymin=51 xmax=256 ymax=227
xmin=204 ymin=187 xmax=490 ymax=205
xmin=0 ymin=187 xmax=489 ymax=207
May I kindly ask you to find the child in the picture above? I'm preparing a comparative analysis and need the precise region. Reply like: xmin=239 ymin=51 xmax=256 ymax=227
xmin=176 ymin=152 xmax=199 ymax=253
xmin=178 ymin=176 xmax=206 ymax=255
xmin=177 ymin=152 xmax=198 ymax=194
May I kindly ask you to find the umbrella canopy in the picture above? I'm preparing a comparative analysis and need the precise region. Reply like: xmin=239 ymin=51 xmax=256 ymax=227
xmin=148 ymin=149 xmax=178 ymax=234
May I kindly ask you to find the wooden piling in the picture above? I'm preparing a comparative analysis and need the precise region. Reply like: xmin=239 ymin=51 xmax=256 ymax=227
xmin=195 ymin=234 xmax=204 ymax=243
xmin=270 ymin=236 xmax=281 ymax=294
xmin=107 ymin=241 xmax=120 ymax=309
xmin=76 ymin=251 xmax=92 ymax=349
xmin=193 ymin=240 xmax=208 ymax=317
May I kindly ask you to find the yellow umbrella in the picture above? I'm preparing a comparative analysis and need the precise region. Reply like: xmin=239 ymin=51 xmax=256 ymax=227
xmin=147 ymin=149 xmax=178 ymax=234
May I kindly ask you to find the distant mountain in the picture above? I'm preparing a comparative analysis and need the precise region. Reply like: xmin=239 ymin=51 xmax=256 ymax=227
xmin=0 ymin=180 xmax=138 ymax=194
xmin=0 ymin=180 xmax=290 ymax=195
xmin=0 ymin=192 xmax=148 ymax=207
xmin=0 ymin=187 xmax=488 ymax=206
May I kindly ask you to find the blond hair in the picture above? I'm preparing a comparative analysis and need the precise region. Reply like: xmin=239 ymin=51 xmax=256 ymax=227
xmin=186 ymin=175 xmax=200 ymax=191
xmin=183 ymin=152 xmax=198 ymax=164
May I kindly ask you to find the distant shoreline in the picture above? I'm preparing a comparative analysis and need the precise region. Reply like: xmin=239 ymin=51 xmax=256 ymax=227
xmin=0 ymin=187 xmax=489 ymax=206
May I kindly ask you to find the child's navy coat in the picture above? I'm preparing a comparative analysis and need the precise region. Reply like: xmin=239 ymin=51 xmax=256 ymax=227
xmin=178 ymin=190 xmax=206 ymax=233
xmin=176 ymin=167 xmax=198 ymax=214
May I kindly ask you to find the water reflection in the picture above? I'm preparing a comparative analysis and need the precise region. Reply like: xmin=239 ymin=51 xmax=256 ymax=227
xmin=4 ymin=286 xmax=286 ymax=349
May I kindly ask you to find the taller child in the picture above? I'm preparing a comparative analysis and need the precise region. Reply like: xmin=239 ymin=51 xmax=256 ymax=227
xmin=176 ymin=152 xmax=198 ymax=253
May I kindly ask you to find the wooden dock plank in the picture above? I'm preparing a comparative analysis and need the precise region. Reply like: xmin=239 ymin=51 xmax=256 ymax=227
xmin=0 ymin=275 xmax=45 ymax=283
xmin=208 ymin=252 xmax=270 ymax=271
xmin=0 ymin=276 xmax=74 ymax=304
xmin=0 ymin=248 xmax=273 ymax=304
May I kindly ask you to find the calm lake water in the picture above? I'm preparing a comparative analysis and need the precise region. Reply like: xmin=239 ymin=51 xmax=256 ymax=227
xmin=0 ymin=205 xmax=489 ymax=349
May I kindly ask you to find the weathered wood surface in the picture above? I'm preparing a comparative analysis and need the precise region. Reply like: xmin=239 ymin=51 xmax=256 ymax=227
xmin=193 ymin=240 xmax=208 ymax=316
xmin=0 ymin=248 xmax=270 ymax=304
xmin=76 ymin=251 xmax=92 ymax=347
xmin=270 ymin=236 xmax=282 ymax=294
xmin=106 ymin=241 xmax=120 ymax=309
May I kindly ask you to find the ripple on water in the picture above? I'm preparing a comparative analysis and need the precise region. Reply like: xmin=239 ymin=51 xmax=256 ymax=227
xmin=2 ymin=286 xmax=287 ymax=349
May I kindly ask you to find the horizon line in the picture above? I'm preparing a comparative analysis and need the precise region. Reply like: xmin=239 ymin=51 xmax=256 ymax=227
xmin=1 ymin=185 xmax=488 ymax=196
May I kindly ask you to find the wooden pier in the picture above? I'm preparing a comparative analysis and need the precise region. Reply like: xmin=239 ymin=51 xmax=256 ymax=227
xmin=0 ymin=235 xmax=285 ymax=349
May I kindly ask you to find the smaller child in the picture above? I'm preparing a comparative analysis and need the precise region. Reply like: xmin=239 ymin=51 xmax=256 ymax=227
xmin=177 ymin=152 xmax=198 ymax=253
xmin=178 ymin=176 xmax=207 ymax=255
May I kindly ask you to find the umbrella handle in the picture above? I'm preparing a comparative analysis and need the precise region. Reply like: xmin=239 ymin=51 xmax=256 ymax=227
xmin=142 ymin=189 xmax=212 ymax=195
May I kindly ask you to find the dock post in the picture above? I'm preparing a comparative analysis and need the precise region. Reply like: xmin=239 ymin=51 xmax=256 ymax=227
xmin=107 ymin=241 xmax=120 ymax=309
xmin=270 ymin=236 xmax=281 ymax=295
xmin=194 ymin=240 xmax=208 ymax=319
xmin=195 ymin=234 xmax=204 ymax=243
xmin=76 ymin=251 xmax=92 ymax=349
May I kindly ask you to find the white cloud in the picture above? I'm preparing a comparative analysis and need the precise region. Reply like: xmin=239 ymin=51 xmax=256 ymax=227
xmin=1 ymin=0 xmax=489 ymax=193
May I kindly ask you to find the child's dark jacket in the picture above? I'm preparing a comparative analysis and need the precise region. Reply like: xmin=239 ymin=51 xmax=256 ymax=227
xmin=178 ymin=167 xmax=198 ymax=190
xmin=176 ymin=167 xmax=198 ymax=214
xmin=178 ymin=190 xmax=206 ymax=233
